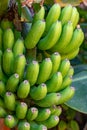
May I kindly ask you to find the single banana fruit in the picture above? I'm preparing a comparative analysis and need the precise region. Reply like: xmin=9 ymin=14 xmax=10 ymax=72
xmin=30 ymin=83 xmax=47 ymax=100
xmin=38 ymin=21 xmax=62 ymax=50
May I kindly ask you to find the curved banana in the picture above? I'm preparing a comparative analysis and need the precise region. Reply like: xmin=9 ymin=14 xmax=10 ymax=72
xmin=26 ymin=107 xmax=38 ymax=121
xmin=50 ymin=105 xmax=62 ymax=116
xmin=13 ymin=54 xmax=26 ymax=81
xmin=35 ymin=108 xmax=51 ymax=121
xmin=59 ymin=75 xmax=72 ymax=91
xmin=13 ymin=38 xmax=25 ymax=57
xmin=61 ymin=26 xmax=84 ymax=54
xmin=61 ymin=48 xmax=79 ymax=60
xmin=4 ymin=115 xmax=18 ymax=128
xmin=38 ymin=115 xmax=59 ymax=129
xmin=6 ymin=73 xmax=19 ymax=92
xmin=46 ymin=72 xmax=63 ymax=93
xmin=70 ymin=7 xmax=79 ymax=29
xmin=30 ymin=83 xmax=47 ymax=100
xmin=17 ymin=80 xmax=30 ymax=99
xmin=24 ymin=20 xmax=45 ymax=49
xmin=56 ymin=86 xmax=75 ymax=105
xmin=45 ymin=3 xmax=61 ymax=33
xmin=3 ymin=28 xmax=14 ymax=50
xmin=16 ymin=102 xmax=28 ymax=119
xmin=37 ymin=21 xmax=62 ymax=50
xmin=59 ymin=4 xmax=73 ymax=25
xmin=33 ymin=6 xmax=45 ymax=24
xmin=2 ymin=49 xmax=14 ymax=75
xmin=4 ymin=92 xmax=16 ymax=111
xmin=67 ymin=66 xmax=74 ymax=76
xmin=35 ymin=93 xmax=60 ymax=107
xmin=30 ymin=122 xmax=47 ymax=130
xmin=50 ymin=52 xmax=61 ymax=78
xmin=50 ymin=21 xmax=73 ymax=52
xmin=58 ymin=59 xmax=70 ymax=78
xmin=36 ymin=58 xmax=52 ymax=84
xmin=18 ymin=121 xmax=30 ymax=130
xmin=25 ymin=60 xmax=39 ymax=86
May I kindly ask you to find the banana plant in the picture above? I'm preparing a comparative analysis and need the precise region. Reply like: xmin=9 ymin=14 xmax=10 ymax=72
xmin=0 ymin=0 xmax=9 ymax=16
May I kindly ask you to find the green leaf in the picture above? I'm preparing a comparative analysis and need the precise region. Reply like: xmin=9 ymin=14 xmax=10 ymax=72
xmin=65 ymin=65 xmax=87 ymax=114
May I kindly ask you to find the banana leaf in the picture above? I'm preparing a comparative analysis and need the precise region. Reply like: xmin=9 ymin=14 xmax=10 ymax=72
xmin=65 ymin=64 xmax=87 ymax=114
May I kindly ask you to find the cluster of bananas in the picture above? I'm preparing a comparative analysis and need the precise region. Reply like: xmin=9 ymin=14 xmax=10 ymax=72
xmin=24 ymin=4 xmax=84 ymax=60
xmin=0 ymin=18 xmax=75 ymax=130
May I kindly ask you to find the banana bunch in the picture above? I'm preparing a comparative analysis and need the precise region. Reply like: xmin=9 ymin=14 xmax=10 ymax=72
xmin=24 ymin=4 xmax=84 ymax=60
xmin=0 ymin=17 xmax=75 ymax=129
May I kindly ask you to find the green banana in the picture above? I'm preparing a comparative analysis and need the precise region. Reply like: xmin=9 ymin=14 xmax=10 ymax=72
xmin=45 ymin=3 xmax=61 ymax=33
xmin=2 ymin=49 xmax=14 ymax=75
xmin=25 ymin=60 xmax=39 ymax=86
xmin=0 ymin=19 xmax=14 ymax=30
xmin=58 ymin=59 xmax=70 ymax=78
xmin=13 ymin=38 xmax=25 ymax=57
xmin=36 ymin=58 xmax=52 ymax=84
xmin=67 ymin=66 xmax=74 ymax=76
xmin=59 ymin=4 xmax=73 ymax=25
xmin=59 ymin=75 xmax=72 ymax=91
xmin=58 ymin=120 xmax=67 ymax=130
xmin=24 ymin=20 xmax=45 ymax=49
xmin=33 ymin=6 xmax=45 ymax=24
xmin=17 ymin=80 xmax=30 ymax=99
xmin=35 ymin=108 xmax=51 ymax=121
xmin=4 ymin=115 xmax=18 ymax=128
xmin=73 ymin=12 xmax=79 ymax=29
xmin=4 ymin=92 xmax=16 ymax=111
xmin=37 ymin=21 xmax=62 ymax=50
xmin=50 ymin=105 xmax=62 ymax=116
xmin=50 ymin=52 xmax=61 ymax=78
xmin=6 ymin=73 xmax=19 ymax=92
xmin=3 ymin=28 xmax=14 ymax=50
xmin=13 ymin=54 xmax=26 ymax=80
xmin=0 ymin=81 xmax=6 ymax=96
xmin=0 ymin=107 xmax=7 ymax=117
xmin=16 ymin=102 xmax=28 ymax=119
xmin=38 ymin=115 xmax=59 ymax=129
xmin=26 ymin=107 xmax=38 ymax=121
xmin=62 ymin=26 xmax=84 ymax=54
xmin=70 ymin=7 xmax=79 ymax=29
xmin=30 ymin=122 xmax=47 ymax=130
xmin=61 ymin=48 xmax=79 ymax=60
xmin=46 ymin=72 xmax=63 ymax=93
xmin=35 ymin=93 xmax=60 ymax=107
xmin=30 ymin=83 xmax=47 ymax=100
xmin=18 ymin=121 xmax=30 ymax=130
xmin=0 ymin=28 xmax=3 ymax=50
xmin=56 ymin=86 xmax=75 ymax=105
xmin=50 ymin=21 xmax=73 ymax=52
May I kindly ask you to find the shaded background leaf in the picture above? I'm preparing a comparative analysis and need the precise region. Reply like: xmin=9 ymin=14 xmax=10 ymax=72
xmin=65 ymin=65 xmax=87 ymax=114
